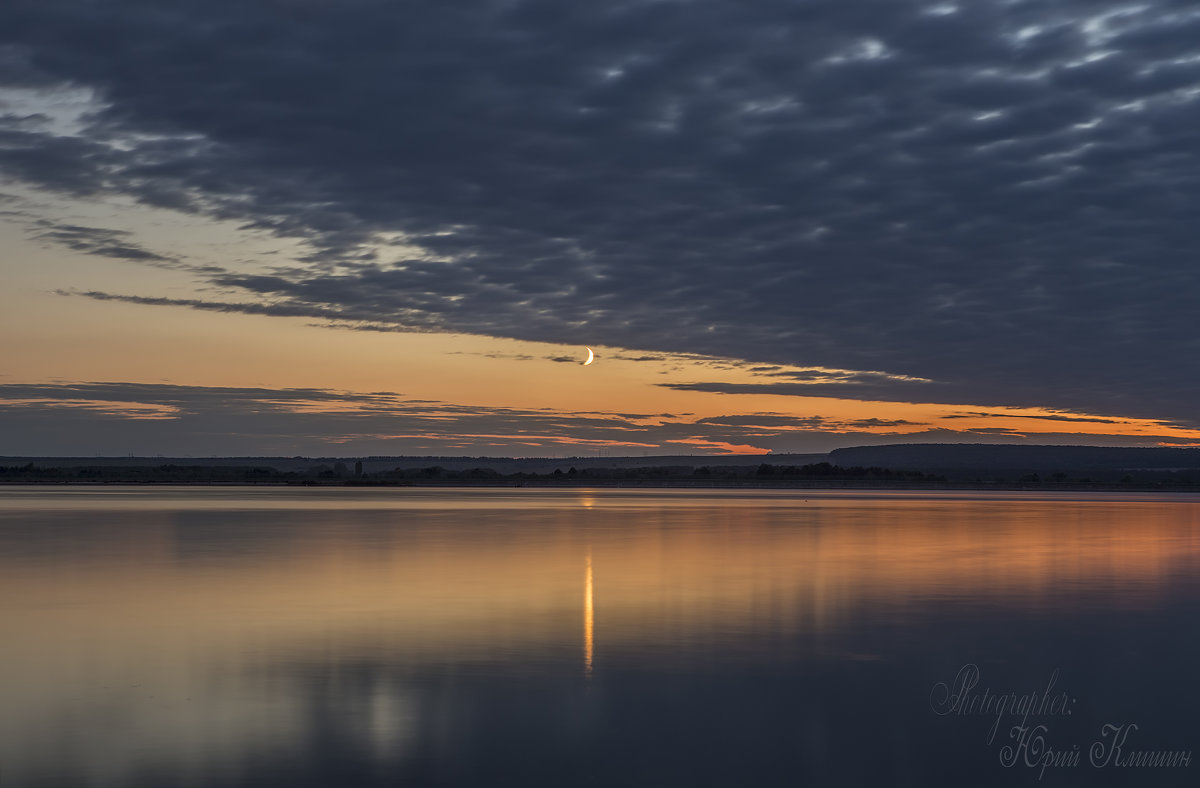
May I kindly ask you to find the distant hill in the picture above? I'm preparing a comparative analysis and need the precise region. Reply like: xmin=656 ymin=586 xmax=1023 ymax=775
xmin=830 ymin=444 xmax=1200 ymax=481
xmin=8 ymin=445 xmax=1200 ymax=486
xmin=0 ymin=453 xmax=826 ymax=476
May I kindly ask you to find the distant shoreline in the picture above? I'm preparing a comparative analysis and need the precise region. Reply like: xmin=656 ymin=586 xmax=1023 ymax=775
xmin=6 ymin=479 xmax=1200 ymax=493
xmin=6 ymin=444 xmax=1200 ymax=490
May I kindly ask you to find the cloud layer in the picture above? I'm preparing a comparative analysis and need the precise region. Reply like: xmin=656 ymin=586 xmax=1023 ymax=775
xmin=4 ymin=1 xmax=1200 ymax=424
xmin=1 ymin=382 xmax=1194 ymax=458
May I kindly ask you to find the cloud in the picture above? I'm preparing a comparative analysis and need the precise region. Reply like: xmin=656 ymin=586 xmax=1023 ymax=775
xmin=656 ymin=379 xmax=938 ymax=402
xmin=449 ymin=351 xmax=537 ymax=362
xmin=58 ymin=289 xmax=369 ymax=323
xmin=696 ymin=414 xmax=830 ymax=429
xmin=847 ymin=418 xmax=918 ymax=428
xmin=2 ymin=382 xmax=1195 ymax=457
xmin=612 ymin=355 xmax=671 ymax=363
xmin=0 ymin=381 xmax=767 ymax=455
xmin=3 ymin=1 xmax=1200 ymax=427
xmin=33 ymin=220 xmax=185 ymax=266
xmin=940 ymin=411 xmax=1124 ymax=424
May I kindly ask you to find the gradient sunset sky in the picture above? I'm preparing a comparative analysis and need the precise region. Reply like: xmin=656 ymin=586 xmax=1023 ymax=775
xmin=3 ymin=0 xmax=1199 ymax=456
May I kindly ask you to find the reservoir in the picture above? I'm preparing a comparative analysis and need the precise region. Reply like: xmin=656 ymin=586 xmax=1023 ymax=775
xmin=1 ymin=486 xmax=1197 ymax=786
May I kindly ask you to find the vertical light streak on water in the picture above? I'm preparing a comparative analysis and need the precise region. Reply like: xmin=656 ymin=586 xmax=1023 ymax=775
xmin=3 ymin=487 xmax=1200 ymax=787
xmin=584 ymin=550 xmax=594 ymax=678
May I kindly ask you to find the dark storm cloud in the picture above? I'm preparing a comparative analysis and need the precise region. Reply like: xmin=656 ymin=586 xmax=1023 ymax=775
xmin=4 ymin=1 xmax=1200 ymax=424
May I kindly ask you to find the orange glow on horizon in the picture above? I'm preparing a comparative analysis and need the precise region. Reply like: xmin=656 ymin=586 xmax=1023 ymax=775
xmin=3 ymin=295 xmax=1198 ymax=452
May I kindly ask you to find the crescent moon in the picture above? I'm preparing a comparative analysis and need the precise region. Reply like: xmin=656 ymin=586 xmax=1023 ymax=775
xmin=583 ymin=347 xmax=595 ymax=366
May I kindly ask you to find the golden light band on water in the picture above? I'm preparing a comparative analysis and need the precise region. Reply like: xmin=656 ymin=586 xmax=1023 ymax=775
xmin=4 ymin=490 xmax=1200 ymax=787
xmin=584 ymin=551 xmax=594 ymax=677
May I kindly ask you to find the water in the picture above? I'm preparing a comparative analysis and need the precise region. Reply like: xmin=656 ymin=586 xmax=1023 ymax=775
xmin=1 ymin=486 xmax=1197 ymax=786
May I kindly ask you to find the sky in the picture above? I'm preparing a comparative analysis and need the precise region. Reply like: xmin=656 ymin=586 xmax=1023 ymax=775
xmin=2 ymin=0 xmax=1200 ymax=457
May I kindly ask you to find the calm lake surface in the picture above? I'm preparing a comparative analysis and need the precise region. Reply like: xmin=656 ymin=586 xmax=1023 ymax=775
xmin=1 ymin=486 xmax=1197 ymax=786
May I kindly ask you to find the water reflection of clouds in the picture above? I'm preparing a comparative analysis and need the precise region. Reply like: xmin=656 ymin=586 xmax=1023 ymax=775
xmin=2 ymin=490 xmax=1199 ymax=785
